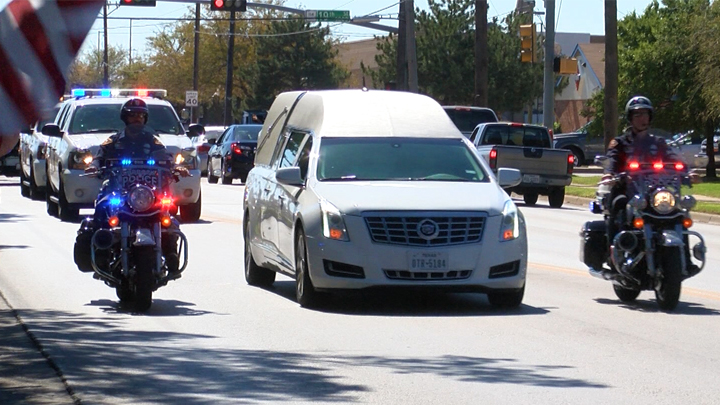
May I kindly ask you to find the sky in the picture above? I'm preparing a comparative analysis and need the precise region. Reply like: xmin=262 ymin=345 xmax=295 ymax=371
xmin=0 ymin=0 xmax=656 ymax=58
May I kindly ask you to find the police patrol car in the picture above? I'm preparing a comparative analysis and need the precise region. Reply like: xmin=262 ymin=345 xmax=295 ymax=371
xmin=43 ymin=89 xmax=202 ymax=222
xmin=19 ymin=104 xmax=61 ymax=199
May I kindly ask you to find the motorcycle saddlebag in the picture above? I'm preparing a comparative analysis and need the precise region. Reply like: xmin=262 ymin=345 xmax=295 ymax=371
xmin=73 ymin=218 xmax=95 ymax=273
xmin=579 ymin=220 xmax=607 ymax=268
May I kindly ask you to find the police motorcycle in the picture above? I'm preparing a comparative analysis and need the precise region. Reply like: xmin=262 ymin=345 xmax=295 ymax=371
xmin=73 ymin=148 xmax=190 ymax=312
xmin=580 ymin=156 xmax=707 ymax=311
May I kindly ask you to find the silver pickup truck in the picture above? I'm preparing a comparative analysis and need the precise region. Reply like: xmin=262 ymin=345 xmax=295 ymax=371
xmin=471 ymin=122 xmax=574 ymax=208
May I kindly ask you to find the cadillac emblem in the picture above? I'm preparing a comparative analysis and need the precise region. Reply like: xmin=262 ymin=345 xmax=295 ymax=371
xmin=417 ymin=219 xmax=440 ymax=241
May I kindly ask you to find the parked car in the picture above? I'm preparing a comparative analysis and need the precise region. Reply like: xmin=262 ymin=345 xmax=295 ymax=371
xmin=442 ymin=106 xmax=499 ymax=137
xmin=207 ymin=124 xmax=262 ymax=184
xmin=553 ymin=121 xmax=605 ymax=167
xmin=243 ymin=89 xmax=527 ymax=309
xmin=190 ymin=125 xmax=226 ymax=176
xmin=695 ymin=134 xmax=720 ymax=168
xmin=19 ymin=104 xmax=61 ymax=198
xmin=666 ymin=130 xmax=706 ymax=168
xmin=471 ymin=122 xmax=574 ymax=208
xmin=43 ymin=89 xmax=202 ymax=222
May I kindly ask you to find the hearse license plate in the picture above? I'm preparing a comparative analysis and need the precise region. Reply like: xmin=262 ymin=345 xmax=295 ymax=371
xmin=121 ymin=169 xmax=159 ymax=188
xmin=408 ymin=251 xmax=448 ymax=271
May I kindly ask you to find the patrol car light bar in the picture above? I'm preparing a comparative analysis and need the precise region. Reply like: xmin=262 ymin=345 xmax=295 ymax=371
xmin=70 ymin=88 xmax=167 ymax=98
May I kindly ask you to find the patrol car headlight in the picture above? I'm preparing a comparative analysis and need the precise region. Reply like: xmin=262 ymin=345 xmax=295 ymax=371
xmin=499 ymin=200 xmax=520 ymax=241
xmin=652 ymin=190 xmax=676 ymax=214
xmin=70 ymin=151 xmax=93 ymax=169
xmin=174 ymin=152 xmax=197 ymax=170
xmin=321 ymin=200 xmax=349 ymax=241
xmin=128 ymin=185 xmax=156 ymax=212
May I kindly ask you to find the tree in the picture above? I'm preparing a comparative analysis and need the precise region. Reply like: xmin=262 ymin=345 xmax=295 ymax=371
xmin=68 ymin=45 xmax=130 ymax=89
xmin=248 ymin=17 xmax=349 ymax=109
xmin=363 ymin=1 xmax=542 ymax=113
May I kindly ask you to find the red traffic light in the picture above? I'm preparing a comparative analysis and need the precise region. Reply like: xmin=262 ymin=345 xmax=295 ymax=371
xmin=211 ymin=0 xmax=247 ymax=11
xmin=119 ymin=0 xmax=156 ymax=6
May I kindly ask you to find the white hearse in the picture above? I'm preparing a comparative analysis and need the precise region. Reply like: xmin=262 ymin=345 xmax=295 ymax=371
xmin=242 ymin=89 xmax=528 ymax=308
xmin=43 ymin=89 xmax=202 ymax=222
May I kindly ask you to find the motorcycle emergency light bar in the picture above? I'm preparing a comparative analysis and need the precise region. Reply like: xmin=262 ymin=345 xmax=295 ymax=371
xmin=653 ymin=161 xmax=664 ymax=170
xmin=70 ymin=88 xmax=167 ymax=99
xmin=147 ymin=159 xmax=156 ymax=166
xmin=674 ymin=162 xmax=685 ymax=171
xmin=121 ymin=158 xmax=132 ymax=166
xmin=628 ymin=161 xmax=640 ymax=170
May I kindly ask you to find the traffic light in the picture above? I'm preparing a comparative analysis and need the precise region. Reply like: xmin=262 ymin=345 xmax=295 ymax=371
xmin=519 ymin=23 xmax=536 ymax=63
xmin=553 ymin=57 xmax=578 ymax=74
xmin=119 ymin=0 xmax=156 ymax=6
xmin=211 ymin=0 xmax=247 ymax=12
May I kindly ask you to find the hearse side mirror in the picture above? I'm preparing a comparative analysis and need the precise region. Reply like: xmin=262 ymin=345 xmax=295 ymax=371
xmin=275 ymin=166 xmax=303 ymax=187
xmin=497 ymin=168 xmax=522 ymax=188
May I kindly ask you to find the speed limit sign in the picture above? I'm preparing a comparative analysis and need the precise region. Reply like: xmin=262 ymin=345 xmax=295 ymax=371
xmin=185 ymin=90 xmax=198 ymax=107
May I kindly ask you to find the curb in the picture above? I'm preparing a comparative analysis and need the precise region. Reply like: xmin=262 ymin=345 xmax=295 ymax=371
xmin=563 ymin=195 xmax=720 ymax=225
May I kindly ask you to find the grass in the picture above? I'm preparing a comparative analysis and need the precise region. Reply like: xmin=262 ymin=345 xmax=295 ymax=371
xmin=566 ymin=175 xmax=720 ymax=215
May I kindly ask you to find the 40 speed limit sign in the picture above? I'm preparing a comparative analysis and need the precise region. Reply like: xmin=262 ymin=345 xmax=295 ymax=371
xmin=185 ymin=90 xmax=198 ymax=107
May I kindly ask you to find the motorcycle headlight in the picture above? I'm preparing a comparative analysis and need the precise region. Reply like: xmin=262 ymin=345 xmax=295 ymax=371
xmin=499 ymin=200 xmax=520 ymax=241
xmin=321 ymin=200 xmax=349 ymax=241
xmin=652 ymin=190 xmax=676 ymax=214
xmin=128 ymin=185 xmax=156 ymax=212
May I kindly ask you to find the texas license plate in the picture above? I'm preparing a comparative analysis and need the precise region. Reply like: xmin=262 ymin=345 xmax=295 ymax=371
xmin=408 ymin=251 xmax=448 ymax=271
xmin=523 ymin=174 xmax=540 ymax=183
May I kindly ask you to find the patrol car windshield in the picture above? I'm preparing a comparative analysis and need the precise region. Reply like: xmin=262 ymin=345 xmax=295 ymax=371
xmin=317 ymin=137 xmax=489 ymax=182
xmin=68 ymin=103 xmax=184 ymax=135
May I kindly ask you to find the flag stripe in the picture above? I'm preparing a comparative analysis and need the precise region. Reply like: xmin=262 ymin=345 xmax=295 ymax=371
xmin=8 ymin=0 xmax=66 ymax=96
xmin=0 ymin=84 xmax=25 ymax=135
xmin=0 ymin=44 xmax=38 ymax=124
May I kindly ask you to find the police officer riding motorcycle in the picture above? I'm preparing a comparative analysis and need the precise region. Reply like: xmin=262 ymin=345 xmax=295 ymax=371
xmin=73 ymin=98 xmax=190 ymax=311
xmin=580 ymin=96 xmax=707 ymax=311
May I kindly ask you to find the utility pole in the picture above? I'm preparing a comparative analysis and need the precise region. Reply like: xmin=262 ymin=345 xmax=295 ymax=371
xmin=192 ymin=3 xmax=200 ymax=124
xmin=542 ymin=0 xmax=555 ymax=129
xmin=129 ymin=19 xmax=132 ymax=65
xmin=396 ymin=0 xmax=407 ymax=91
xmin=406 ymin=0 xmax=418 ymax=92
xmin=224 ymin=10 xmax=236 ymax=126
xmin=604 ymin=0 xmax=618 ymax=152
xmin=474 ymin=0 xmax=488 ymax=107
xmin=103 ymin=2 xmax=109 ymax=88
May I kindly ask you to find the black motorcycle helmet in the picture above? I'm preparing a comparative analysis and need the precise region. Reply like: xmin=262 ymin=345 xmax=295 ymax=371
xmin=625 ymin=95 xmax=653 ymax=122
xmin=120 ymin=98 xmax=149 ymax=125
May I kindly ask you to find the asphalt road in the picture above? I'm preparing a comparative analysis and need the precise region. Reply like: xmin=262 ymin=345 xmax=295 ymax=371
xmin=1 ymin=175 xmax=719 ymax=404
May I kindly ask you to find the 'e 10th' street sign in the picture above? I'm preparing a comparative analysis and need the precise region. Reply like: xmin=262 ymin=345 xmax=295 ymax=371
xmin=305 ymin=10 xmax=351 ymax=21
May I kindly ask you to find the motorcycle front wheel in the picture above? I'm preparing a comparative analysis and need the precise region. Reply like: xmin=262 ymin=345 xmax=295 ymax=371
xmin=655 ymin=246 xmax=683 ymax=311
xmin=132 ymin=246 xmax=156 ymax=312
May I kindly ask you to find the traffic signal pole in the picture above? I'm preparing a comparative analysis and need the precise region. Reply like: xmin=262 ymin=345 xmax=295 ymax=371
xmin=192 ymin=3 xmax=200 ymax=123
xmin=542 ymin=0 xmax=555 ymax=129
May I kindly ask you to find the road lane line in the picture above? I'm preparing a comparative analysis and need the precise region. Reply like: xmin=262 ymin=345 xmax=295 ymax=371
xmin=529 ymin=261 xmax=720 ymax=301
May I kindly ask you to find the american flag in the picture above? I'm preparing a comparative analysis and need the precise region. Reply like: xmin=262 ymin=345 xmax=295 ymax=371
xmin=0 ymin=0 xmax=104 ymax=140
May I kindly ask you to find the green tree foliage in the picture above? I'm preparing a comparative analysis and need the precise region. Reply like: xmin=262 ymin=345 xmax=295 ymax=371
xmin=248 ymin=17 xmax=349 ymax=109
xmin=363 ymin=0 xmax=542 ymax=112
xmin=68 ymin=45 xmax=133 ymax=88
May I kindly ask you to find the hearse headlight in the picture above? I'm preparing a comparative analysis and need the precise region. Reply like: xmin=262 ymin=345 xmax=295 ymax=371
xmin=128 ymin=185 xmax=156 ymax=212
xmin=499 ymin=199 xmax=520 ymax=241
xmin=321 ymin=200 xmax=349 ymax=241
xmin=652 ymin=190 xmax=676 ymax=214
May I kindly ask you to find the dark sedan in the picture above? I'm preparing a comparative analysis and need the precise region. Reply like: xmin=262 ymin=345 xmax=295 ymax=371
xmin=207 ymin=124 xmax=262 ymax=184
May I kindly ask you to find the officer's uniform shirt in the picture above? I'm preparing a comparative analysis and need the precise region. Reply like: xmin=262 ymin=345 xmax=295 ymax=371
xmin=605 ymin=130 xmax=677 ymax=174
xmin=92 ymin=124 xmax=167 ymax=169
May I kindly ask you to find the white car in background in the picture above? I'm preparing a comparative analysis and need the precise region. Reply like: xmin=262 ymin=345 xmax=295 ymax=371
xmin=243 ymin=89 xmax=527 ymax=309
xmin=44 ymin=89 xmax=202 ymax=222
xmin=190 ymin=125 xmax=226 ymax=176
